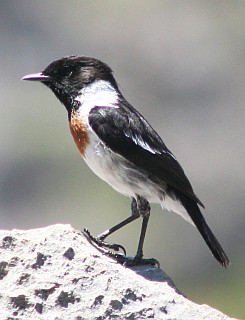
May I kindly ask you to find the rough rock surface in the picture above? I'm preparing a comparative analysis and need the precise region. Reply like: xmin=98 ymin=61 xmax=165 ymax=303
xmin=0 ymin=224 xmax=235 ymax=320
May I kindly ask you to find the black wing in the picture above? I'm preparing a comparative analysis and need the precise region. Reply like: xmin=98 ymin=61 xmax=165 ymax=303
xmin=88 ymin=102 xmax=204 ymax=208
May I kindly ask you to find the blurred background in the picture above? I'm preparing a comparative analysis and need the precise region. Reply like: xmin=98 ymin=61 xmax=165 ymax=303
xmin=0 ymin=1 xmax=244 ymax=318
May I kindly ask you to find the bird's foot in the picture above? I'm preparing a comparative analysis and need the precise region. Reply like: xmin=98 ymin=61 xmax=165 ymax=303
xmin=83 ymin=228 xmax=126 ymax=255
xmin=83 ymin=228 xmax=159 ymax=267
xmin=107 ymin=252 xmax=160 ymax=268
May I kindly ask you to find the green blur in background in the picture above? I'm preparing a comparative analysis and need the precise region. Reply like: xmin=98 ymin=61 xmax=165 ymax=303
xmin=1 ymin=1 xmax=245 ymax=318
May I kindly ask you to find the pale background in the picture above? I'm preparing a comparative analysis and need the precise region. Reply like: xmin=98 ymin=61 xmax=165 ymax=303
xmin=1 ymin=1 xmax=245 ymax=318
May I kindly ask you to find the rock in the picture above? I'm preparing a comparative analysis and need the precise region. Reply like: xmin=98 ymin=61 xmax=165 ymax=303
xmin=0 ymin=224 xmax=235 ymax=319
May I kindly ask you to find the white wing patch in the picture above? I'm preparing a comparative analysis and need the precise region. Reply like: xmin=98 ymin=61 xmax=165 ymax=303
xmin=124 ymin=132 xmax=160 ymax=154
xmin=125 ymin=132 xmax=177 ymax=160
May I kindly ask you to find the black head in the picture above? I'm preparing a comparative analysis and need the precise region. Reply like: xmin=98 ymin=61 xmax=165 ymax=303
xmin=22 ymin=55 xmax=119 ymax=111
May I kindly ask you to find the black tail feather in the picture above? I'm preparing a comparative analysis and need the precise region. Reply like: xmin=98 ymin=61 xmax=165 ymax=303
xmin=175 ymin=190 xmax=230 ymax=268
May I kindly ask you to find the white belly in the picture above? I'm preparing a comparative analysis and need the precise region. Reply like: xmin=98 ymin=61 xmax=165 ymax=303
xmin=83 ymin=131 xmax=161 ymax=201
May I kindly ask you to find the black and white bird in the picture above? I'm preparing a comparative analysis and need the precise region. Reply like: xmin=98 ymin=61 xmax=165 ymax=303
xmin=22 ymin=55 xmax=229 ymax=267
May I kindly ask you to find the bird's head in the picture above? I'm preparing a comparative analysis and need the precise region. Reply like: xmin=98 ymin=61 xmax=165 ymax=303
xmin=22 ymin=55 xmax=118 ymax=111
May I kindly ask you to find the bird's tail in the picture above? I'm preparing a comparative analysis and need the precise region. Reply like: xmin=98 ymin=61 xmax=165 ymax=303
xmin=175 ymin=191 xmax=230 ymax=268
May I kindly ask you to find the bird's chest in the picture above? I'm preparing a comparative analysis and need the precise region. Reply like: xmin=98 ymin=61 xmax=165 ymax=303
xmin=69 ymin=110 xmax=89 ymax=156
xmin=68 ymin=109 xmax=125 ymax=192
xmin=83 ymin=131 xmax=131 ymax=193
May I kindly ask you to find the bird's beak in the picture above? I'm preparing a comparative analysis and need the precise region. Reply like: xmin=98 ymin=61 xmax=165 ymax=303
xmin=21 ymin=73 xmax=51 ymax=82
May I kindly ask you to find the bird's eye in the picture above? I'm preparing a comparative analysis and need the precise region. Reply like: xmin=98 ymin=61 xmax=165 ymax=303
xmin=60 ymin=66 xmax=73 ymax=77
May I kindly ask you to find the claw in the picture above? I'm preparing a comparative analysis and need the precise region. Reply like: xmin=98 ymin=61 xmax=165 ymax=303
xmin=83 ymin=228 xmax=159 ymax=267
xmin=108 ymin=243 xmax=127 ymax=256
xmin=107 ymin=253 xmax=160 ymax=267
xmin=83 ymin=228 xmax=127 ymax=255
xmin=119 ymin=256 xmax=159 ymax=267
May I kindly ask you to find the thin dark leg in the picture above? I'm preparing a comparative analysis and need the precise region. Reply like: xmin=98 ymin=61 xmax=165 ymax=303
xmin=83 ymin=197 xmax=140 ymax=254
xmin=135 ymin=214 xmax=149 ymax=260
xmin=96 ymin=215 xmax=139 ymax=240
xmin=134 ymin=196 xmax=150 ymax=260
xmin=115 ymin=196 xmax=159 ymax=266
xmin=132 ymin=213 xmax=158 ymax=265
xmin=97 ymin=198 xmax=140 ymax=240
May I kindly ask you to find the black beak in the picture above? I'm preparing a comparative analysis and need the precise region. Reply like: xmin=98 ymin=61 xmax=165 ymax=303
xmin=21 ymin=72 xmax=51 ymax=82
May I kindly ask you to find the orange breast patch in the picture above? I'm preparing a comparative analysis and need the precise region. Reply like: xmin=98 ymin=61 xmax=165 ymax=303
xmin=69 ymin=110 xmax=89 ymax=156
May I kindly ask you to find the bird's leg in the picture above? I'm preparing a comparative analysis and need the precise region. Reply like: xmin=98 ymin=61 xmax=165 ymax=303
xmin=83 ymin=198 xmax=140 ymax=255
xmin=116 ymin=196 xmax=159 ymax=267
xmin=134 ymin=197 xmax=150 ymax=260
xmin=97 ymin=198 xmax=140 ymax=241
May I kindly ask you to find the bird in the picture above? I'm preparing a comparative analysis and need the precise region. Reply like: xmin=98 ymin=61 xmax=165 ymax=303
xmin=22 ymin=55 xmax=230 ymax=267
